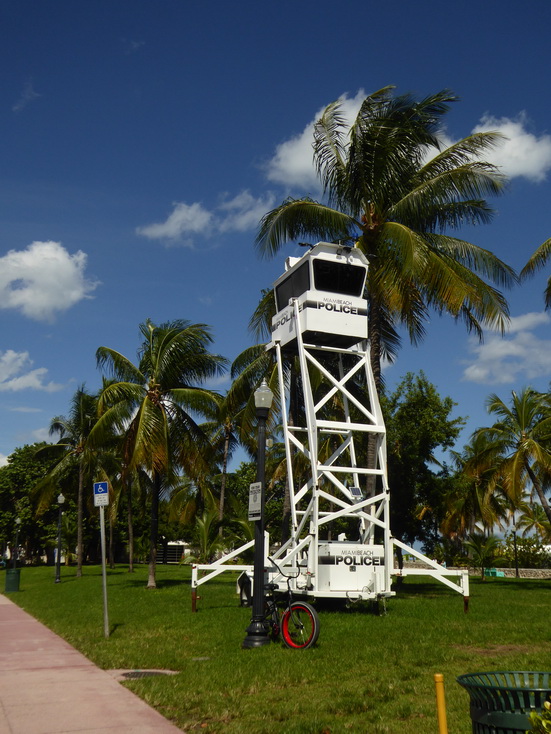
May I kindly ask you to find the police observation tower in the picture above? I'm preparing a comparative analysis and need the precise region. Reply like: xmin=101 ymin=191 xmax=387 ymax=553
xmin=192 ymin=242 xmax=469 ymax=609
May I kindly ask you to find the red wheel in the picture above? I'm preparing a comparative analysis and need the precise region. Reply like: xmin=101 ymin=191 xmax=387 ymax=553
xmin=281 ymin=602 xmax=319 ymax=649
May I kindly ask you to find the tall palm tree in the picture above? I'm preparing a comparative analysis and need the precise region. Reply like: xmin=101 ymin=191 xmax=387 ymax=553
xmin=95 ymin=319 xmax=227 ymax=588
xmin=256 ymin=87 xmax=515 ymax=388
xmin=475 ymin=387 xmax=551 ymax=524
xmin=35 ymin=386 xmax=106 ymax=577
xmin=200 ymin=393 xmax=242 ymax=528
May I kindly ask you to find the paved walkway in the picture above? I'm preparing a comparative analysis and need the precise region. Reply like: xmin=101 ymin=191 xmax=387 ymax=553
xmin=0 ymin=593 xmax=183 ymax=734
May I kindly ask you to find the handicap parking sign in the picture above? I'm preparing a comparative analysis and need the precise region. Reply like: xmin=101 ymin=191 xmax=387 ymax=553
xmin=93 ymin=481 xmax=109 ymax=507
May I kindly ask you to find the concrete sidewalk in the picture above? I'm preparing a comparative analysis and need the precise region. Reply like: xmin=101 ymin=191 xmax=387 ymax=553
xmin=0 ymin=593 xmax=183 ymax=734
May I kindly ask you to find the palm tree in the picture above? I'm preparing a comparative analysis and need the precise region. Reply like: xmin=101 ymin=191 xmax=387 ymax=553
xmin=441 ymin=431 xmax=509 ymax=538
xmin=475 ymin=388 xmax=551 ymax=525
xmin=256 ymin=87 xmax=515 ymax=389
xmin=520 ymin=236 xmax=551 ymax=308
xmin=464 ymin=532 xmax=501 ymax=580
xmin=183 ymin=507 xmax=227 ymax=564
xmin=231 ymin=289 xmax=299 ymax=537
xmin=35 ymin=386 xmax=106 ymax=577
xmin=517 ymin=500 xmax=551 ymax=541
xmin=200 ymin=393 xmax=243 ymax=531
xmin=95 ymin=319 xmax=227 ymax=588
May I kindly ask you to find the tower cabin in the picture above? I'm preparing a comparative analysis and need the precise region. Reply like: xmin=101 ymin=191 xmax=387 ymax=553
xmin=269 ymin=242 xmax=369 ymax=352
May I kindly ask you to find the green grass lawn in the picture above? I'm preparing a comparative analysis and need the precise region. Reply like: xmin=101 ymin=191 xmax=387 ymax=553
xmin=4 ymin=564 xmax=551 ymax=733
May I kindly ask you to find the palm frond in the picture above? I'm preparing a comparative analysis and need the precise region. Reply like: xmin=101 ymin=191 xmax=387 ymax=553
xmin=256 ymin=198 xmax=357 ymax=258
xmin=96 ymin=347 xmax=144 ymax=383
xmin=248 ymin=289 xmax=276 ymax=341
xmin=521 ymin=238 xmax=551 ymax=309
xmin=313 ymin=100 xmax=349 ymax=198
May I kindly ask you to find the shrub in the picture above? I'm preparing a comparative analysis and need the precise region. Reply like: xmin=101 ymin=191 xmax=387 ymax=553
xmin=530 ymin=699 xmax=551 ymax=733
xmin=497 ymin=533 xmax=551 ymax=569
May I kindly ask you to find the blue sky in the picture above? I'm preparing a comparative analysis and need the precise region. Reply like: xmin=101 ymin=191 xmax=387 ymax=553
xmin=2 ymin=0 xmax=551 ymax=468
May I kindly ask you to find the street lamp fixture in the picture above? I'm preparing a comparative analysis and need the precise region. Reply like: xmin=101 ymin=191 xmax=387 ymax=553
xmin=55 ymin=493 xmax=65 ymax=583
xmin=243 ymin=379 xmax=273 ymax=649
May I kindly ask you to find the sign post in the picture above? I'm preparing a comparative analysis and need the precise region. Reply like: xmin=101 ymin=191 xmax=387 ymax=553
xmin=93 ymin=482 xmax=110 ymax=639
xmin=248 ymin=481 xmax=262 ymax=522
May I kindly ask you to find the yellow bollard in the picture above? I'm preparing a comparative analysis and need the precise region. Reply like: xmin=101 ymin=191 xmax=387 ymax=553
xmin=434 ymin=673 xmax=448 ymax=734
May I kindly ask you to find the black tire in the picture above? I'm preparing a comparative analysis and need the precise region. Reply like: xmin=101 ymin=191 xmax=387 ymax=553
xmin=280 ymin=602 xmax=319 ymax=649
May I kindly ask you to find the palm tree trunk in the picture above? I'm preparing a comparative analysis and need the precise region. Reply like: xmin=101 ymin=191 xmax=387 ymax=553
xmin=368 ymin=297 xmax=383 ymax=395
xmin=218 ymin=423 xmax=231 ymax=535
xmin=366 ymin=297 xmax=383 ymax=498
xmin=147 ymin=471 xmax=161 ymax=588
xmin=127 ymin=477 xmax=134 ymax=573
xmin=525 ymin=461 xmax=551 ymax=524
xmin=76 ymin=460 xmax=84 ymax=577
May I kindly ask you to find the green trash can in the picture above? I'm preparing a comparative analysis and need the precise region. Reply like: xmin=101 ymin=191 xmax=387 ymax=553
xmin=457 ymin=671 xmax=551 ymax=733
xmin=4 ymin=568 xmax=21 ymax=593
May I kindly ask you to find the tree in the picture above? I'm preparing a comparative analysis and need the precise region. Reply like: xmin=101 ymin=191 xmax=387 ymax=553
xmin=0 ymin=443 xmax=58 ymax=563
xmin=256 ymin=86 xmax=514 ymax=390
xmin=500 ymin=532 xmax=551 ymax=569
xmin=474 ymin=387 xmax=551 ymax=524
xmin=183 ymin=507 xmax=227 ymax=564
xmin=34 ymin=386 xmax=106 ymax=577
xmin=464 ymin=532 xmax=501 ymax=580
xmin=200 ymin=393 xmax=243 ymax=530
xmin=521 ymin=235 xmax=551 ymax=308
xmin=95 ymin=319 xmax=227 ymax=588
xmin=382 ymin=372 xmax=464 ymax=554
xmin=441 ymin=431 xmax=509 ymax=538
xmin=517 ymin=500 xmax=551 ymax=541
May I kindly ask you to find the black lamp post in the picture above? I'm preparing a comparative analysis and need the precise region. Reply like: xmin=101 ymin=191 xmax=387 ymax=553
xmin=243 ymin=379 xmax=273 ymax=649
xmin=55 ymin=493 xmax=65 ymax=583
xmin=12 ymin=517 xmax=21 ymax=570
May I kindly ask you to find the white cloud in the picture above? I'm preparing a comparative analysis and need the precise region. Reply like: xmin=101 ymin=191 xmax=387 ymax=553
xmin=122 ymin=38 xmax=145 ymax=55
xmin=265 ymin=118 xmax=320 ymax=190
xmin=265 ymin=91 xmax=365 ymax=190
xmin=217 ymin=191 xmax=276 ymax=232
xmin=0 ymin=453 xmax=8 ymax=468
xmin=136 ymin=191 xmax=275 ymax=245
xmin=0 ymin=350 xmax=63 ymax=393
xmin=30 ymin=427 xmax=51 ymax=443
xmin=9 ymin=406 xmax=43 ymax=413
xmin=12 ymin=80 xmax=41 ymax=113
xmin=0 ymin=241 xmax=98 ymax=321
xmin=473 ymin=113 xmax=551 ymax=182
xmin=136 ymin=202 xmax=213 ymax=245
xmin=462 ymin=312 xmax=551 ymax=384
xmin=507 ymin=311 xmax=551 ymax=332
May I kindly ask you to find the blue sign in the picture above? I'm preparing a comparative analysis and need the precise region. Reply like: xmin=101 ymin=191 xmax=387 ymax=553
xmin=93 ymin=481 xmax=109 ymax=506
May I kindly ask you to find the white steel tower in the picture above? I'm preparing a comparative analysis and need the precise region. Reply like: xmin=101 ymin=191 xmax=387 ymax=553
xmin=191 ymin=242 xmax=469 ymax=609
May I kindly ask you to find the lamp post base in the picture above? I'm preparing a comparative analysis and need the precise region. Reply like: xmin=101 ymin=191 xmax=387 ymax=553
xmin=242 ymin=620 xmax=271 ymax=649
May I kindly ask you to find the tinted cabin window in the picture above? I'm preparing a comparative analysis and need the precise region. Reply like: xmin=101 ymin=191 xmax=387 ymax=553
xmin=275 ymin=262 xmax=310 ymax=311
xmin=313 ymin=260 xmax=366 ymax=296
